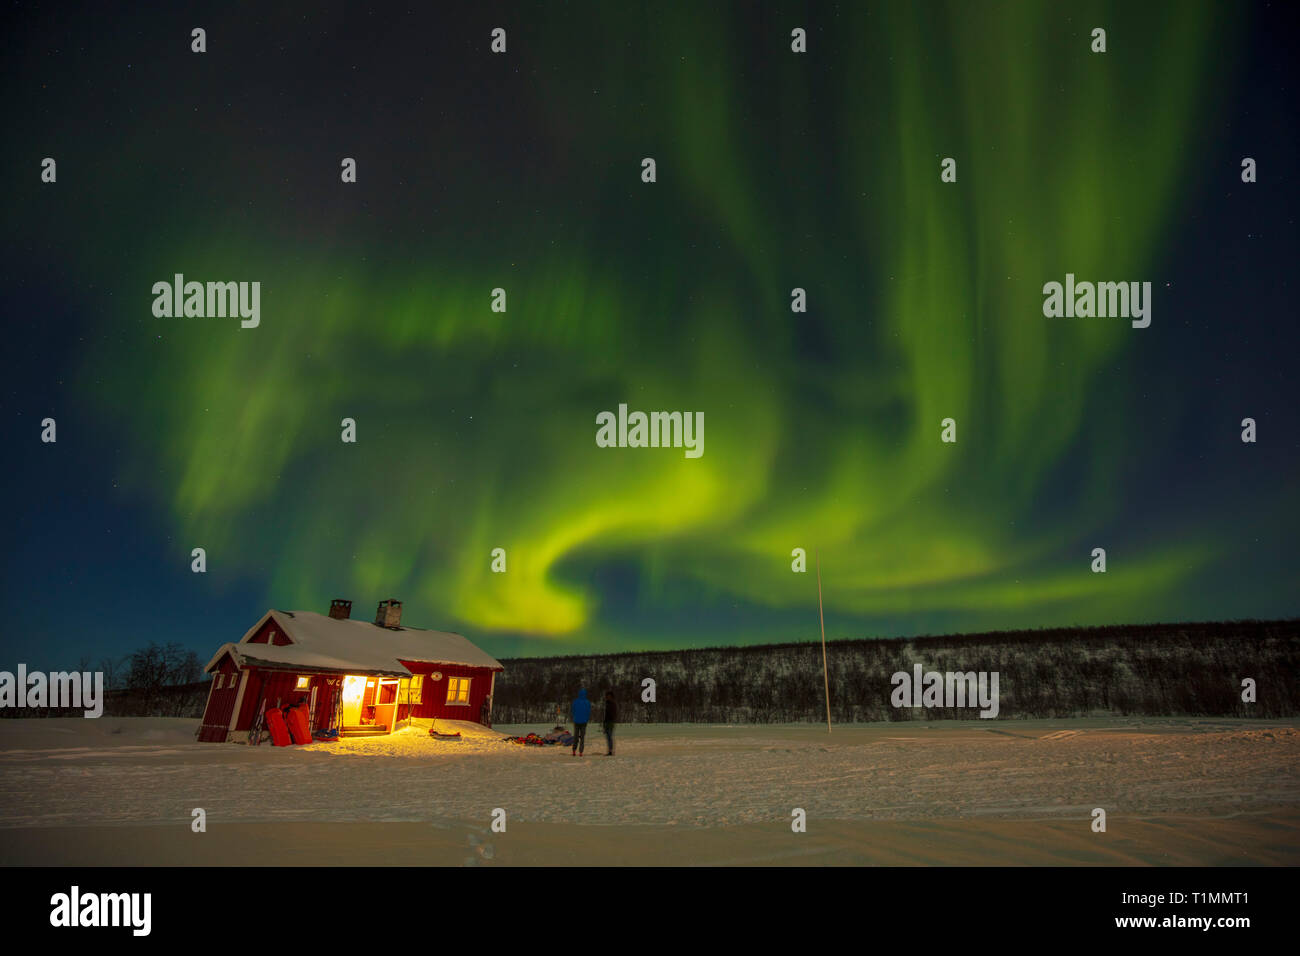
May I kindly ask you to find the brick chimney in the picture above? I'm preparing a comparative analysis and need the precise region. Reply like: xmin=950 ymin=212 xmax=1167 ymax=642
xmin=374 ymin=599 xmax=403 ymax=629
xmin=328 ymin=599 xmax=352 ymax=620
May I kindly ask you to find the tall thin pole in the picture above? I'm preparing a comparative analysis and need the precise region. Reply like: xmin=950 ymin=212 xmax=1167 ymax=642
xmin=816 ymin=549 xmax=831 ymax=733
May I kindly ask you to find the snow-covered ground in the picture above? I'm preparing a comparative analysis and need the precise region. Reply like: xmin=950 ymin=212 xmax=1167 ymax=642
xmin=1 ymin=716 xmax=1296 ymax=864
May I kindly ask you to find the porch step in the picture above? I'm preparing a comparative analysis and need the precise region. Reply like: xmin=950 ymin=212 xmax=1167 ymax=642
xmin=340 ymin=725 xmax=388 ymax=737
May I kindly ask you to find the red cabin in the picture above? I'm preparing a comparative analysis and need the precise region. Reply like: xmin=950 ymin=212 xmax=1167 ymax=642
xmin=197 ymin=598 xmax=504 ymax=743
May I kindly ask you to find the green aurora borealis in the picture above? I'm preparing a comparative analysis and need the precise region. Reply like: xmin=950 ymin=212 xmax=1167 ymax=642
xmin=5 ymin=1 xmax=1297 ymax=662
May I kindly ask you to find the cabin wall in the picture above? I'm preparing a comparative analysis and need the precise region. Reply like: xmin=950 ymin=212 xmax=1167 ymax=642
xmin=200 ymin=665 xmax=344 ymax=741
xmin=198 ymin=655 xmax=243 ymax=742
xmin=309 ymin=676 xmax=340 ymax=731
xmin=233 ymin=669 xmax=304 ymax=733
xmin=245 ymin=618 xmax=292 ymax=646
xmin=400 ymin=661 xmax=500 ymax=725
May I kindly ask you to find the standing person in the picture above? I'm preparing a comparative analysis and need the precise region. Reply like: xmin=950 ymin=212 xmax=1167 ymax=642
xmin=571 ymin=688 xmax=591 ymax=756
xmin=480 ymin=694 xmax=492 ymax=728
xmin=602 ymin=690 xmax=618 ymax=756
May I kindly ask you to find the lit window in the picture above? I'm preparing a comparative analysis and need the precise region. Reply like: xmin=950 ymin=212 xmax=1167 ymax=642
xmin=399 ymin=675 xmax=424 ymax=705
xmin=446 ymin=677 xmax=471 ymax=705
xmin=295 ymin=676 xmax=310 ymax=690
xmin=213 ymin=673 xmax=223 ymax=689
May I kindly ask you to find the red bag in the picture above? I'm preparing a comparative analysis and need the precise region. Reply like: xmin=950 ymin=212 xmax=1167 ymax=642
xmin=265 ymin=708 xmax=292 ymax=746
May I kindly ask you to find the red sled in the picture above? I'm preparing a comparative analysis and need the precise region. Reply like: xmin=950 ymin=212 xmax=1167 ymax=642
xmin=286 ymin=706 xmax=312 ymax=745
xmin=265 ymin=708 xmax=292 ymax=746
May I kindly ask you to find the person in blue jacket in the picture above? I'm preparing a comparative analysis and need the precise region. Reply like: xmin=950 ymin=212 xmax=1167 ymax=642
xmin=571 ymin=688 xmax=591 ymax=756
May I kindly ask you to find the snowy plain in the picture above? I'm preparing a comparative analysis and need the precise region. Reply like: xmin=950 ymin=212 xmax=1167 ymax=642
xmin=1 ymin=716 xmax=1296 ymax=865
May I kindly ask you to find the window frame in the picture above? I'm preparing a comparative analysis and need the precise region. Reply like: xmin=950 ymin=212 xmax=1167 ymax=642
xmin=399 ymin=674 xmax=425 ymax=705
xmin=445 ymin=676 xmax=471 ymax=706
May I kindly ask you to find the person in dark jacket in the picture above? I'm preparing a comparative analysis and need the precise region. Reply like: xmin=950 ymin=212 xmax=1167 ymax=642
xmin=602 ymin=690 xmax=618 ymax=756
xmin=571 ymin=688 xmax=591 ymax=756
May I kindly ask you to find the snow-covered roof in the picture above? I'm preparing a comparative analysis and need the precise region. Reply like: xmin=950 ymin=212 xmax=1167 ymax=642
xmin=203 ymin=610 xmax=504 ymax=677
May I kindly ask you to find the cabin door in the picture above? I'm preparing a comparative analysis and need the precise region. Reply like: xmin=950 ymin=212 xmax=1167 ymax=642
xmin=360 ymin=678 xmax=379 ymax=725
xmin=372 ymin=679 xmax=399 ymax=731
xmin=339 ymin=675 xmax=396 ymax=732
xmin=340 ymin=675 xmax=367 ymax=727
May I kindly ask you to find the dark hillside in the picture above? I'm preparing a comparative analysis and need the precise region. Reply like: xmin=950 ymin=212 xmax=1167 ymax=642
xmin=492 ymin=619 xmax=1299 ymax=724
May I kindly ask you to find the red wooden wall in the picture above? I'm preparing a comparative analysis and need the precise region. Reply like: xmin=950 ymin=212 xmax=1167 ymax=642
xmin=400 ymin=661 xmax=500 ymax=724
xmin=246 ymin=618 xmax=292 ymax=645
xmin=197 ymin=666 xmax=354 ymax=740
xmin=308 ymin=676 xmax=341 ymax=731
xmin=197 ymin=652 xmax=243 ymax=742
xmin=233 ymin=669 xmax=299 ymax=733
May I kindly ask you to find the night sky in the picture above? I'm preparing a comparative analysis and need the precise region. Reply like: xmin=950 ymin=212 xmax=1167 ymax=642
xmin=3 ymin=1 xmax=1296 ymax=670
